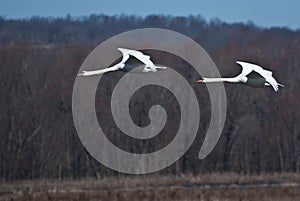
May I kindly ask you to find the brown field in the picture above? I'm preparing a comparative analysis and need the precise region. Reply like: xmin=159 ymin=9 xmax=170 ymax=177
xmin=1 ymin=173 xmax=300 ymax=201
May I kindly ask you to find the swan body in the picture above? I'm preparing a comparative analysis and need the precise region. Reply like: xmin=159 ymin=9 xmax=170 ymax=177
xmin=78 ymin=48 xmax=166 ymax=76
xmin=197 ymin=61 xmax=284 ymax=92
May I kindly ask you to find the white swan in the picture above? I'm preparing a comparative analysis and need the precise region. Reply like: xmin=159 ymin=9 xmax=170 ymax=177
xmin=197 ymin=61 xmax=284 ymax=92
xmin=78 ymin=48 xmax=167 ymax=76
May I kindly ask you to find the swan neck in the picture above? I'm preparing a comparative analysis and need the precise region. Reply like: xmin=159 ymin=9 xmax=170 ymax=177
xmin=83 ymin=65 xmax=119 ymax=76
xmin=203 ymin=77 xmax=238 ymax=83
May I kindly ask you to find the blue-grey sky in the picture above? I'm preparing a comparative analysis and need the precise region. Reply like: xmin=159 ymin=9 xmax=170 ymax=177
xmin=0 ymin=0 xmax=299 ymax=30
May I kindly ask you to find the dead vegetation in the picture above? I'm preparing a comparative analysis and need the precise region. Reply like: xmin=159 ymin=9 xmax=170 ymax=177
xmin=1 ymin=173 xmax=299 ymax=201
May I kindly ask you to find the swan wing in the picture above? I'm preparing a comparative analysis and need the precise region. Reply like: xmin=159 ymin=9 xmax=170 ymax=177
xmin=236 ymin=61 xmax=255 ymax=76
xmin=256 ymin=70 xmax=279 ymax=91
xmin=118 ymin=48 xmax=158 ymax=72
xmin=117 ymin=48 xmax=131 ymax=68
xmin=236 ymin=61 xmax=279 ymax=91
xmin=130 ymin=52 xmax=157 ymax=71
xmin=118 ymin=48 xmax=154 ymax=65
xmin=248 ymin=65 xmax=279 ymax=91
xmin=266 ymin=76 xmax=279 ymax=91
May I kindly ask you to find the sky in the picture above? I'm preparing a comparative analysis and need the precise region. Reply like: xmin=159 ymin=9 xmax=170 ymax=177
xmin=0 ymin=0 xmax=299 ymax=30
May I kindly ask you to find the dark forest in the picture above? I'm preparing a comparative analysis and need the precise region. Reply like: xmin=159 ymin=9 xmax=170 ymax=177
xmin=0 ymin=14 xmax=299 ymax=181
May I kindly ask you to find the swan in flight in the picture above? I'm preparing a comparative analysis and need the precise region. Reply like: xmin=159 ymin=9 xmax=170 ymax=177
xmin=197 ymin=61 xmax=284 ymax=92
xmin=78 ymin=48 xmax=167 ymax=76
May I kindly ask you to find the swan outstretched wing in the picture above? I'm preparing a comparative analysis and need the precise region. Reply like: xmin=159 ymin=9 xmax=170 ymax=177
xmin=118 ymin=48 xmax=153 ymax=64
xmin=236 ymin=61 xmax=254 ymax=76
xmin=236 ymin=61 xmax=279 ymax=91
xmin=118 ymin=48 xmax=157 ymax=72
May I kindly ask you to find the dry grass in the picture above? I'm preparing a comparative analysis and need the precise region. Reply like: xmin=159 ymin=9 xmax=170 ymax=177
xmin=1 ymin=173 xmax=300 ymax=201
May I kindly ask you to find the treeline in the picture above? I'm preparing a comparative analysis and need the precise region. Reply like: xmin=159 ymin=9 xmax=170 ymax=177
xmin=1 ymin=14 xmax=298 ymax=49
xmin=0 ymin=14 xmax=299 ymax=181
